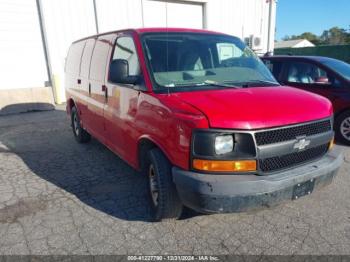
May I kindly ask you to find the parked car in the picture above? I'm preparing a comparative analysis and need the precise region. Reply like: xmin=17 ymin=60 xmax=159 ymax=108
xmin=262 ymin=55 xmax=350 ymax=145
xmin=65 ymin=28 xmax=342 ymax=221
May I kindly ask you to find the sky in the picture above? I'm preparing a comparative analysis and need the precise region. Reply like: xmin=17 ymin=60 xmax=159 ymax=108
xmin=276 ymin=0 xmax=350 ymax=40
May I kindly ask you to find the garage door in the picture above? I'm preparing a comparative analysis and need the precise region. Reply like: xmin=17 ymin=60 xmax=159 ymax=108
xmin=143 ymin=0 xmax=203 ymax=29
xmin=0 ymin=0 xmax=48 ymax=89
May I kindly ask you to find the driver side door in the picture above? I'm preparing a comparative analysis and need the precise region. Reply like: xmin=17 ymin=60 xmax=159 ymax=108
xmin=104 ymin=33 xmax=144 ymax=165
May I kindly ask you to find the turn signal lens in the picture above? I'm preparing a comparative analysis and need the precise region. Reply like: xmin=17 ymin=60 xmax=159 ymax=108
xmin=329 ymin=138 xmax=335 ymax=150
xmin=193 ymin=159 xmax=257 ymax=172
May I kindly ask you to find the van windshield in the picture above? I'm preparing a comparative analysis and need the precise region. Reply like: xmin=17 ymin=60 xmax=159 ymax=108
xmin=141 ymin=33 xmax=278 ymax=91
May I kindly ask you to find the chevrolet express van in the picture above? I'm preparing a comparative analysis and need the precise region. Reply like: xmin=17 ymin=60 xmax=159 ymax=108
xmin=65 ymin=28 xmax=343 ymax=221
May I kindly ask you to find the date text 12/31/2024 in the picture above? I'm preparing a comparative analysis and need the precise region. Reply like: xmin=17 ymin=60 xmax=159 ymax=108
xmin=127 ymin=255 xmax=220 ymax=261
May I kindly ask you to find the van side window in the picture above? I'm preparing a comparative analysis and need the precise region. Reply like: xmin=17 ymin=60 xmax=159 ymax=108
xmin=80 ymin=39 xmax=95 ymax=78
xmin=65 ymin=40 xmax=85 ymax=75
xmin=89 ymin=38 xmax=111 ymax=81
xmin=112 ymin=36 xmax=140 ymax=76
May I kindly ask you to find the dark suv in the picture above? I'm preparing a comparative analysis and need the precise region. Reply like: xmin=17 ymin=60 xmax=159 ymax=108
xmin=262 ymin=55 xmax=350 ymax=145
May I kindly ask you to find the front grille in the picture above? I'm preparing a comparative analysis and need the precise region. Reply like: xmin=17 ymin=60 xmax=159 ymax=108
xmin=255 ymin=120 xmax=331 ymax=146
xmin=259 ymin=144 xmax=329 ymax=173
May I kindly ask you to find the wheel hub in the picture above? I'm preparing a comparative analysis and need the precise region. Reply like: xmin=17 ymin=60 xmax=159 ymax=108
xmin=340 ymin=117 xmax=350 ymax=141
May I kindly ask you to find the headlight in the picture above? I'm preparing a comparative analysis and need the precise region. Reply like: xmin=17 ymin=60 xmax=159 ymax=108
xmin=192 ymin=130 xmax=256 ymax=159
xmin=215 ymin=135 xmax=233 ymax=155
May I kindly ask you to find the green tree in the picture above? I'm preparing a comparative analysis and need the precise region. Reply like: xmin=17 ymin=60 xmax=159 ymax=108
xmin=282 ymin=32 xmax=319 ymax=44
xmin=320 ymin=27 xmax=348 ymax=45
xmin=346 ymin=25 xmax=350 ymax=44
xmin=281 ymin=26 xmax=350 ymax=46
xmin=299 ymin=32 xmax=320 ymax=45
xmin=282 ymin=35 xmax=298 ymax=41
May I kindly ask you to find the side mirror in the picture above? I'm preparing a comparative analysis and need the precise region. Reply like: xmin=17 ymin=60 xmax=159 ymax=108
xmin=315 ymin=76 xmax=330 ymax=85
xmin=109 ymin=59 xmax=139 ymax=85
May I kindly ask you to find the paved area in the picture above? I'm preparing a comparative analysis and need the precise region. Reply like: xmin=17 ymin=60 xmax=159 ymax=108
xmin=0 ymin=107 xmax=349 ymax=255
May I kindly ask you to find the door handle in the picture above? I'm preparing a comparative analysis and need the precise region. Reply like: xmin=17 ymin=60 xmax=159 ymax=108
xmin=77 ymin=79 xmax=81 ymax=84
xmin=88 ymin=83 xmax=91 ymax=95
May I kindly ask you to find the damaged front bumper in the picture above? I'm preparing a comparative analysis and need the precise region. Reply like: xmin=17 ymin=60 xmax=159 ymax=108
xmin=172 ymin=147 xmax=343 ymax=213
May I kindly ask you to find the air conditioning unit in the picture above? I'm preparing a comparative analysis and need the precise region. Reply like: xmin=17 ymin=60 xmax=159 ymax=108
xmin=244 ymin=35 xmax=263 ymax=50
xmin=244 ymin=36 xmax=252 ymax=47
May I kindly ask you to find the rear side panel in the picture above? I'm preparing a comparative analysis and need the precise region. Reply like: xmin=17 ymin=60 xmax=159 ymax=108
xmin=84 ymin=34 xmax=114 ymax=143
xmin=65 ymin=40 xmax=86 ymax=116
xmin=76 ymin=38 xmax=96 ymax=127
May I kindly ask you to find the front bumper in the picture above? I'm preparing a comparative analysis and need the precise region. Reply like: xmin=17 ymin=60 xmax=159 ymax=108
xmin=172 ymin=148 xmax=343 ymax=213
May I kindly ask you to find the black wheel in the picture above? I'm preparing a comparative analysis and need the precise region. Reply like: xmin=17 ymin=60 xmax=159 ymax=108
xmin=71 ymin=106 xmax=91 ymax=143
xmin=335 ymin=110 xmax=350 ymax=145
xmin=147 ymin=148 xmax=183 ymax=221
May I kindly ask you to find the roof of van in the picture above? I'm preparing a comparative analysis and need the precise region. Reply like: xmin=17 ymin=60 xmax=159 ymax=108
xmin=72 ymin=27 xmax=228 ymax=43
xmin=135 ymin=27 xmax=226 ymax=35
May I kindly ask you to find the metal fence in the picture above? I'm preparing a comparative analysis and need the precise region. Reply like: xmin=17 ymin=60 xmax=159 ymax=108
xmin=274 ymin=45 xmax=350 ymax=64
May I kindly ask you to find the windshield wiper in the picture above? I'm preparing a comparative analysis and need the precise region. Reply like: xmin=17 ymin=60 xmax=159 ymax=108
xmin=202 ymin=80 xmax=241 ymax=89
xmin=242 ymin=80 xmax=280 ymax=86
xmin=165 ymin=80 xmax=241 ymax=89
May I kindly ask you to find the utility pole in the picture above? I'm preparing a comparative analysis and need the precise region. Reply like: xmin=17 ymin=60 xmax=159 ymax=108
xmin=267 ymin=0 xmax=277 ymax=53
xmin=93 ymin=0 xmax=99 ymax=34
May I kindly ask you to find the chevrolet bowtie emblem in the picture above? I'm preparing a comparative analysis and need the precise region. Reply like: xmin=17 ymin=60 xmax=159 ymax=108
xmin=294 ymin=138 xmax=310 ymax=150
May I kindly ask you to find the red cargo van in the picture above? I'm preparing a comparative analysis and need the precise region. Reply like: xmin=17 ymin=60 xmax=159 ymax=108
xmin=65 ymin=28 xmax=342 ymax=221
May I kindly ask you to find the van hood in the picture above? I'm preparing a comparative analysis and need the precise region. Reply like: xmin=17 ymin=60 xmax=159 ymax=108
xmin=171 ymin=86 xmax=332 ymax=130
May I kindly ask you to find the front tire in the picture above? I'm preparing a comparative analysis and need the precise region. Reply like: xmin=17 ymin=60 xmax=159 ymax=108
xmin=71 ymin=106 xmax=91 ymax=143
xmin=335 ymin=110 xmax=350 ymax=146
xmin=147 ymin=148 xmax=183 ymax=221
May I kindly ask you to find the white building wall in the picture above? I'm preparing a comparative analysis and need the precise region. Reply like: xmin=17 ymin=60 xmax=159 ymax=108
xmin=205 ymin=0 xmax=271 ymax=54
xmin=94 ymin=0 xmax=143 ymax=33
xmin=94 ymin=0 xmax=273 ymax=53
xmin=0 ymin=0 xmax=276 ymax=106
xmin=40 ymin=0 xmax=97 ymax=101
xmin=0 ymin=0 xmax=48 ymax=90
xmin=141 ymin=0 xmax=204 ymax=29
xmin=217 ymin=0 xmax=270 ymax=43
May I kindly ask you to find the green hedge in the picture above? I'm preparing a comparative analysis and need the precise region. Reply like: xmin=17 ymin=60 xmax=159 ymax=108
xmin=274 ymin=45 xmax=350 ymax=64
